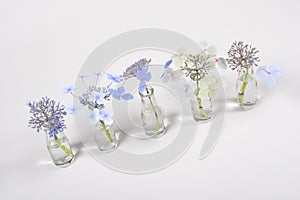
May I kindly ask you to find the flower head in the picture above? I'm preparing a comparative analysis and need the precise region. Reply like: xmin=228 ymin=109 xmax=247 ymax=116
xmin=87 ymin=109 xmax=100 ymax=124
xmin=91 ymin=91 xmax=105 ymax=105
xmin=122 ymin=58 xmax=151 ymax=80
xmin=227 ymin=41 xmax=260 ymax=72
xmin=136 ymin=67 xmax=152 ymax=92
xmin=65 ymin=104 xmax=81 ymax=115
xmin=108 ymin=86 xmax=134 ymax=100
xmin=99 ymin=109 xmax=113 ymax=125
xmin=28 ymin=97 xmax=67 ymax=137
xmin=107 ymin=73 xmax=121 ymax=83
xmin=61 ymin=83 xmax=75 ymax=94
xmin=256 ymin=65 xmax=281 ymax=88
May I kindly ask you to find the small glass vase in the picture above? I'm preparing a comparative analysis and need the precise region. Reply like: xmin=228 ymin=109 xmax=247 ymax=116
xmin=46 ymin=131 xmax=74 ymax=167
xmin=189 ymin=81 xmax=213 ymax=123
xmin=139 ymin=86 xmax=166 ymax=138
xmin=236 ymin=70 xmax=260 ymax=110
xmin=93 ymin=120 xmax=118 ymax=152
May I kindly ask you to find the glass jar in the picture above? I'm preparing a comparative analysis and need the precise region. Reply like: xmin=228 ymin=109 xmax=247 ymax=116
xmin=46 ymin=131 xmax=74 ymax=167
xmin=189 ymin=80 xmax=213 ymax=123
xmin=139 ymin=86 xmax=165 ymax=138
xmin=93 ymin=120 xmax=118 ymax=152
xmin=236 ymin=69 xmax=260 ymax=110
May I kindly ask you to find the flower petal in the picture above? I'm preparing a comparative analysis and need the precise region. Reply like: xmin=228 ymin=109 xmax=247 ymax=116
xmin=117 ymin=86 xmax=125 ymax=94
xmin=256 ymin=67 xmax=267 ymax=79
xmin=121 ymin=93 xmax=134 ymax=100
xmin=164 ymin=59 xmax=173 ymax=68
xmin=139 ymin=81 xmax=147 ymax=93
xmin=145 ymin=72 xmax=152 ymax=82
xmin=265 ymin=75 xmax=276 ymax=88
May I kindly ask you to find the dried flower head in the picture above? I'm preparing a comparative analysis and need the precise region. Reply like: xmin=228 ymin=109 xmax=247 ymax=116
xmin=28 ymin=97 xmax=67 ymax=137
xmin=78 ymin=85 xmax=110 ymax=110
xmin=227 ymin=41 xmax=260 ymax=73
xmin=181 ymin=53 xmax=213 ymax=81
xmin=122 ymin=58 xmax=151 ymax=80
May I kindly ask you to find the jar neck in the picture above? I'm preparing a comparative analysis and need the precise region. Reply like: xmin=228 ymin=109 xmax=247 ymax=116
xmin=139 ymin=86 xmax=157 ymax=106
xmin=45 ymin=130 xmax=64 ymax=142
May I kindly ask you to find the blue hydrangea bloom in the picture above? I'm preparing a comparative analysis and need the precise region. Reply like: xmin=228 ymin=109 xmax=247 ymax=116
xmin=107 ymin=73 xmax=122 ymax=83
xmin=108 ymin=86 xmax=134 ymax=100
xmin=136 ymin=68 xmax=151 ymax=92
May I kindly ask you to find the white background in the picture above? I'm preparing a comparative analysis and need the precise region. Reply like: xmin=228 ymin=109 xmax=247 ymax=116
xmin=1 ymin=0 xmax=300 ymax=199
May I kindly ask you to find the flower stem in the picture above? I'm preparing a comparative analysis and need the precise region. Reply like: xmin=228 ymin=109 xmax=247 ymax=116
xmin=195 ymin=81 xmax=207 ymax=117
xmin=146 ymin=87 xmax=160 ymax=133
xmin=238 ymin=70 xmax=249 ymax=103
xmin=54 ymin=134 xmax=72 ymax=156
xmin=100 ymin=120 xmax=113 ymax=143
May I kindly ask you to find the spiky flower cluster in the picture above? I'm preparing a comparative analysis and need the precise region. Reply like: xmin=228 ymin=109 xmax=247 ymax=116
xmin=122 ymin=58 xmax=151 ymax=80
xmin=78 ymin=85 xmax=110 ymax=110
xmin=28 ymin=97 xmax=66 ymax=137
xmin=181 ymin=53 xmax=213 ymax=81
xmin=227 ymin=41 xmax=260 ymax=73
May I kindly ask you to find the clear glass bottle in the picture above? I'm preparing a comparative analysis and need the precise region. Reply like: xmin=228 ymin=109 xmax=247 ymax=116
xmin=139 ymin=86 xmax=165 ymax=138
xmin=46 ymin=131 xmax=74 ymax=167
xmin=236 ymin=69 xmax=260 ymax=110
xmin=190 ymin=80 xmax=213 ymax=123
xmin=93 ymin=120 xmax=118 ymax=152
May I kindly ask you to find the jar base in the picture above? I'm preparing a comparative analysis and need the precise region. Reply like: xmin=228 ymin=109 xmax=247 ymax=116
xmin=53 ymin=153 xmax=75 ymax=168
xmin=145 ymin=125 xmax=166 ymax=139
xmin=97 ymin=140 xmax=118 ymax=153
xmin=193 ymin=115 xmax=212 ymax=123
xmin=238 ymin=100 xmax=260 ymax=110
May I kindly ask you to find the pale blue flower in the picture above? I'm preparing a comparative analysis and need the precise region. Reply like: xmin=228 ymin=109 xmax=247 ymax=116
xmin=136 ymin=68 xmax=151 ymax=92
xmin=256 ymin=65 xmax=281 ymax=88
xmin=91 ymin=92 xmax=105 ymax=104
xmin=87 ymin=110 xmax=100 ymax=124
xmin=61 ymin=83 xmax=75 ymax=94
xmin=65 ymin=104 xmax=80 ymax=115
xmin=99 ymin=109 xmax=113 ymax=125
xmin=107 ymin=73 xmax=121 ymax=83
xmin=108 ymin=86 xmax=134 ymax=100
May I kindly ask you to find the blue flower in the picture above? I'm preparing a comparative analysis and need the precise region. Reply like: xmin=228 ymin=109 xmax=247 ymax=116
xmin=136 ymin=68 xmax=152 ymax=92
xmin=99 ymin=109 xmax=113 ymax=125
xmin=65 ymin=105 xmax=80 ymax=115
xmin=164 ymin=59 xmax=173 ymax=68
xmin=107 ymin=73 xmax=121 ymax=83
xmin=256 ymin=65 xmax=281 ymax=88
xmin=61 ymin=83 xmax=75 ymax=94
xmin=87 ymin=110 xmax=101 ymax=124
xmin=91 ymin=92 xmax=105 ymax=104
xmin=108 ymin=86 xmax=134 ymax=100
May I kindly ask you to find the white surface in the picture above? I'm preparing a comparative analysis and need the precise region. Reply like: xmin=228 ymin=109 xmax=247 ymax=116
xmin=1 ymin=0 xmax=300 ymax=199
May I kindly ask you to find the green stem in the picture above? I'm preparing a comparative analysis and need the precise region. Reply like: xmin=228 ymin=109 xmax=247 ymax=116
xmin=54 ymin=134 xmax=72 ymax=156
xmin=195 ymin=81 xmax=207 ymax=117
xmin=100 ymin=120 xmax=113 ymax=143
xmin=146 ymin=87 xmax=160 ymax=133
xmin=238 ymin=70 xmax=249 ymax=103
